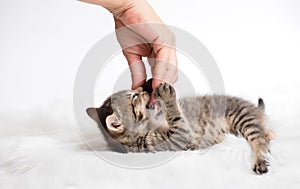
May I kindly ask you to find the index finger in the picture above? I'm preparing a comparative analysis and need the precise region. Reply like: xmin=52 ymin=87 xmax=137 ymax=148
xmin=151 ymin=46 xmax=178 ymax=89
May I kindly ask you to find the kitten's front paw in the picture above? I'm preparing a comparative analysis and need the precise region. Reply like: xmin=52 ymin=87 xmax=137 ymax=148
xmin=253 ymin=159 xmax=269 ymax=174
xmin=154 ymin=82 xmax=176 ymax=101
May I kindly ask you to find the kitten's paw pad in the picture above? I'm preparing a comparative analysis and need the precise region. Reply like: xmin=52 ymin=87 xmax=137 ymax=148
xmin=253 ymin=159 xmax=269 ymax=174
xmin=155 ymin=82 xmax=176 ymax=100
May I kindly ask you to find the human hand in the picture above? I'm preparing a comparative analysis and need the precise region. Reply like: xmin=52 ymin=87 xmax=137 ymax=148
xmin=79 ymin=0 xmax=178 ymax=91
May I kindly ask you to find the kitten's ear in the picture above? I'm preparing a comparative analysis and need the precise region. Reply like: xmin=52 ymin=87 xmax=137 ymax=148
xmin=86 ymin=108 xmax=99 ymax=122
xmin=106 ymin=113 xmax=125 ymax=134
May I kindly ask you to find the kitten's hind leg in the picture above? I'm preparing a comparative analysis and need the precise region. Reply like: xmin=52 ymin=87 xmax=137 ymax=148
xmin=226 ymin=98 xmax=274 ymax=174
xmin=240 ymin=123 xmax=273 ymax=174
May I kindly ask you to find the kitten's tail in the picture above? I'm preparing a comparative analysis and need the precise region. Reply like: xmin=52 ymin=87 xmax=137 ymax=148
xmin=258 ymin=98 xmax=265 ymax=111
xmin=258 ymin=98 xmax=274 ymax=139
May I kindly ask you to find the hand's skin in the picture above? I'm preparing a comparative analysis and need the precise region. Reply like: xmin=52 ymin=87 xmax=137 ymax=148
xmin=79 ymin=0 xmax=178 ymax=92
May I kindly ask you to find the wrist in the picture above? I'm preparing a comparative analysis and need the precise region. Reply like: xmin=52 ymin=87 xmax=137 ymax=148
xmin=101 ymin=0 xmax=147 ymax=18
xmin=79 ymin=0 xmax=146 ymax=15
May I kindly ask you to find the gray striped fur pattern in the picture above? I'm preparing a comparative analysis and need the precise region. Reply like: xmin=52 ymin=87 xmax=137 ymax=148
xmin=87 ymin=82 xmax=274 ymax=174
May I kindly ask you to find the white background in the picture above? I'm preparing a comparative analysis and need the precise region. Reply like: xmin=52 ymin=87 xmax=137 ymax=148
xmin=1 ymin=0 xmax=300 ymax=188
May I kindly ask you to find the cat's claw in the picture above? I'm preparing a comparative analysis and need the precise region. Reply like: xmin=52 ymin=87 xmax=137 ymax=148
xmin=154 ymin=82 xmax=176 ymax=101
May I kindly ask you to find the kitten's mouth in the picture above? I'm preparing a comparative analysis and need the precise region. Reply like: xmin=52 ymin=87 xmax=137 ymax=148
xmin=146 ymin=103 xmax=155 ymax=110
xmin=146 ymin=100 xmax=160 ymax=111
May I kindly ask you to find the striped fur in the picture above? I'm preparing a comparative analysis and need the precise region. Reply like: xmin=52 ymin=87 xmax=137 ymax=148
xmin=87 ymin=82 xmax=274 ymax=174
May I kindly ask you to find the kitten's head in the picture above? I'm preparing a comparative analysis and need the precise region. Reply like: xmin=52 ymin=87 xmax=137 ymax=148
xmin=86 ymin=81 xmax=166 ymax=144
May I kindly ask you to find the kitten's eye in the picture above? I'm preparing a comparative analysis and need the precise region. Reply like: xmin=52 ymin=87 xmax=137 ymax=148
xmin=131 ymin=94 xmax=139 ymax=120
xmin=132 ymin=93 xmax=139 ymax=101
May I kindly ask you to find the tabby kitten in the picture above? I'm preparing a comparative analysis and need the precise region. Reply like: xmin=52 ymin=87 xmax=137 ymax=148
xmin=87 ymin=81 xmax=274 ymax=174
